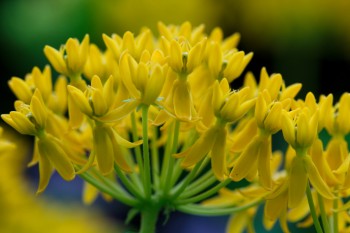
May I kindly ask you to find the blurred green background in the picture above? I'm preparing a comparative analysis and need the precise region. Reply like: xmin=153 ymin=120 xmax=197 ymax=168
xmin=1 ymin=0 xmax=350 ymax=232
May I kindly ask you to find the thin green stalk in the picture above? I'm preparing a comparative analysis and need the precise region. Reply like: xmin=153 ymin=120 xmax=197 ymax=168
xmin=177 ymin=198 xmax=263 ymax=216
xmin=175 ymin=179 xmax=231 ymax=205
xmin=332 ymin=192 xmax=339 ymax=233
xmin=306 ymin=183 xmax=324 ymax=233
xmin=131 ymin=112 xmax=144 ymax=176
xmin=170 ymin=159 xmax=183 ymax=187
xmin=151 ymin=126 xmax=160 ymax=189
xmin=164 ymin=120 xmax=180 ymax=194
xmin=317 ymin=193 xmax=331 ymax=233
xmin=170 ymin=160 xmax=202 ymax=199
xmin=79 ymin=172 xmax=138 ymax=206
xmin=141 ymin=105 xmax=151 ymax=198
xmin=160 ymin=122 xmax=174 ymax=189
xmin=179 ymin=174 xmax=217 ymax=199
xmin=114 ymin=164 xmax=144 ymax=200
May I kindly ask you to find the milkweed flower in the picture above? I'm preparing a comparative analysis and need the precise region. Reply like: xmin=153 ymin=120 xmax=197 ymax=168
xmin=176 ymin=78 xmax=255 ymax=180
xmin=44 ymin=35 xmax=90 ymax=79
xmin=68 ymin=75 xmax=142 ymax=175
xmin=281 ymin=104 xmax=333 ymax=207
xmin=1 ymin=90 xmax=75 ymax=193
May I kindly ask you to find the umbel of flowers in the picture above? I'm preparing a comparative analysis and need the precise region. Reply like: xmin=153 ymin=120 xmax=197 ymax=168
xmin=3 ymin=22 xmax=350 ymax=233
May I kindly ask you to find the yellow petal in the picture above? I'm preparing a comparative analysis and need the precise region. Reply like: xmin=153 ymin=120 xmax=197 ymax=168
xmin=38 ymin=137 xmax=75 ymax=181
xmin=91 ymin=89 xmax=108 ymax=116
xmin=102 ymin=75 xmax=115 ymax=109
xmin=169 ymin=40 xmax=183 ymax=72
xmin=180 ymin=128 xmax=217 ymax=167
xmin=10 ymin=111 xmax=36 ymax=135
xmin=187 ymin=39 xmax=205 ymax=73
xmin=230 ymin=136 xmax=260 ymax=181
xmin=264 ymin=102 xmax=282 ymax=134
xmin=225 ymin=213 xmax=248 ymax=233
xmin=212 ymin=80 xmax=224 ymax=114
xmin=157 ymin=21 xmax=172 ymax=40
xmin=105 ymin=127 xmax=132 ymax=173
xmin=96 ymin=101 xmax=139 ymax=123
xmin=76 ymin=151 xmax=96 ymax=174
xmin=93 ymin=126 xmax=114 ymax=175
xmin=83 ymin=182 xmax=99 ymax=205
xmin=224 ymin=51 xmax=244 ymax=80
xmin=311 ymin=139 xmax=340 ymax=186
xmin=8 ymin=77 xmax=33 ymax=104
xmin=281 ymin=111 xmax=296 ymax=147
xmin=113 ymin=129 xmax=143 ymax=148
xmin=119 ymin=53 xmax=140 ymax=98
xmin=207 ymin=42 xmax=222 ymax=76
xmin=135 ymin=62 xmax=148 ymax=93
xmin=258 ymin=137 xmax=272 ymax=189
xmin=231 ymin=118 xmax=258 ymax=153
xmin=288 ymin=156 xmax=308 ymax=208
xmin=102 ymin=33 xmax=122 ymax=60
xmin=36 ymin=151 xmax=53 ymax=194
xmin=264 ymin=191 xmax=288 ymax=221
xmin=304 ymin=156 xmax=334 ymax=200
xmin=255 ymin=93 xmax=268 ymax=128
xmin=68 ymin=94 xmax=85 ymax=129
xmin=211 ymin=128 xmax=227 ymax=180
xmin=222 ymin=32 xmax=241 ymax=51
xmin=143 ymin=65 xmax=165 ymax=105
xmin=267 ymin=74 xmax=282 ymax=100
xmin=67 ymin=85 xmax=92 ymax=116
xmin=173 ymin=80 xmax=192 ymax=121
xmin=122 ymin=31 xmax=136 ymax=56
xmin=66 ymin=38 xmax=80 ymax=73
xmin=287 ymin=195 xmax=309 ymax=222
xmin=30 ymin=92 xmax=47 ymax=127
xmin=280 ymin=83 xmax=302 ymax=100
xmin=79 ymin=34 xmax=90 ymax=66
xmin=43 ymin=45 xmax=67 ymax=75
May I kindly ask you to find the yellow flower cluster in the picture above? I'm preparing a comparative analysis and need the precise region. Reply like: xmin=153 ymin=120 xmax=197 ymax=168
xmin=3 ymin=22 xmax=350 ymax=233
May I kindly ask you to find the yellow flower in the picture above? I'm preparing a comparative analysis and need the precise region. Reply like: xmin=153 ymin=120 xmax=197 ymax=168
xmin=119 ymin=50 xmax=167 ymax=106
xmin=44 ymin=35 xmax=90 ymax=78
xmin=207 ymin=42 xmax=253 ymax=82
xmin=2 ymin=90 xmax=47 ymax=135
xmin=92 ymin=125 xmax=141 ymax=175
xmin=103 ymin=29 xmax=154 ymax=62
xmin=36 ymin=134 xmax=75 ymax=193
xmin=281 ymin=107 xmax=318 ymax=149
xmin=213 ymin=79 xmax=256 ymax=124
xmin=174 ymin=126 xmax=226 ymax=180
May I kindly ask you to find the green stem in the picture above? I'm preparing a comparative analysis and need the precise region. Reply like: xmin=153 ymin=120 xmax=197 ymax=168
xmin=114 ymin=164 xmax=144 ymax=199
xmin=159 ymin=122 xmax=174 ymax=189
xmin=306 ymin=183 xmax=324 ymax=233
xmin=131 ymin=112 xmax=144 ymax=177
xmin=170 ymin=160 xmax=202 ymax=199
xmin=175 ymin=179 xmax=231 ymax=205
xmin=164 ymin=120 xmax=180 ymax=194
xmin=180 ymin=174 xmax=217 ymax=199
xmin=177 ymin=198 xmax=263 ymax=216
xmin=170 ymin=159 xmax=184 ymax=186
xmin=79 ymin=172 xmax=138 ymax=206
xmin=142 ymin=105 xmax=151 ymax=198
xmin=151 ymin=126 xmax=160 ymax=189
xmin=317 ymin=193 xmax=331 ymax=233
xmin=139 ymin=207 xmax=159 ymax=233
xmin=332 ymin=192 xmax=339 ymax=233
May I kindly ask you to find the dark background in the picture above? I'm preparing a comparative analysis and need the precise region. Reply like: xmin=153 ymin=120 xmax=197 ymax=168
xmin=1 ymin=0 xmax=350 ymax=232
